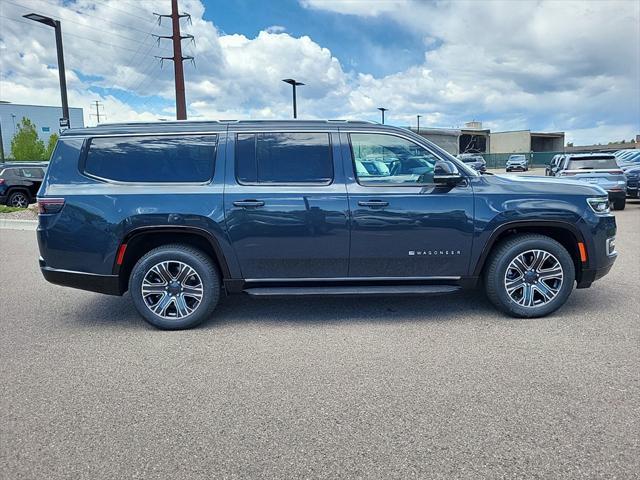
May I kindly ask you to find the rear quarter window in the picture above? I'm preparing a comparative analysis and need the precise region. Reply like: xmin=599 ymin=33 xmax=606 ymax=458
xmin=84 ymin=134 xmax=217 ymax=183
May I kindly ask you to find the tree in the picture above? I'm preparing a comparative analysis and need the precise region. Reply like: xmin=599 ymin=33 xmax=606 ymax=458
xmin=45 ymin=133 xmax=59 ymax=160
xmin=10 ymin=117 xmax=45 ymax=160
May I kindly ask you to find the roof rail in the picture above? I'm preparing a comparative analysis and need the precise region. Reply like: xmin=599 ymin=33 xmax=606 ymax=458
xmin=92 ymin=118 xmax=379 ymax=128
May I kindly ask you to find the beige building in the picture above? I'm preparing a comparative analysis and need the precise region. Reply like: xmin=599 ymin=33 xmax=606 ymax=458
xmin=490 ymin=130 xmax=564 ymax=153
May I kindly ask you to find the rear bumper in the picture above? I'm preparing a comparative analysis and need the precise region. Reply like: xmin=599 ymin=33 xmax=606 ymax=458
xmin=39 ymin=258 xmax=122 ymax=295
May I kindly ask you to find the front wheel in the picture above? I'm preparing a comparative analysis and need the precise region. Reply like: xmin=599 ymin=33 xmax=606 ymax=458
xmin=129 ymin=244 xmax=220 ymax=329
xmin=484 ymin=234 xmax=575 ymax=318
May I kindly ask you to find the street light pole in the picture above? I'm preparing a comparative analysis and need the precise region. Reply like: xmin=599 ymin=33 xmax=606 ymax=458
xmin=416 ymin=114 xmax=422 ymax=134
xmin=282 ymin=79 xmax=304 ymax=118
xmin=377 ymin=107 xmax=388 ymax=124
xmin=23 ymin=13 xmax=70 ymax=127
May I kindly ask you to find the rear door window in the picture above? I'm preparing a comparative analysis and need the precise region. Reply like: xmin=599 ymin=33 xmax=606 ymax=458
xmin=84 ymin=135 xmax=217 ymax=183
xmin=235 ymin=132 xmax=332 ymax=184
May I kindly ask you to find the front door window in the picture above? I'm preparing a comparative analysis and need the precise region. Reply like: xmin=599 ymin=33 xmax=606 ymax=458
xmin=350 ymin=133 xmax=442 ymax=186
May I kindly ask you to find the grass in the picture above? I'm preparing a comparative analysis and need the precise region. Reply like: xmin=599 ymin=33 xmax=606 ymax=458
xmin=0 ymin=205 xmax=26 ymax=213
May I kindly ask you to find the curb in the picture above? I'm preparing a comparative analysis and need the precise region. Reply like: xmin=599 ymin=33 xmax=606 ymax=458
xmin=0 ymin=218 xmax=38 ymax=231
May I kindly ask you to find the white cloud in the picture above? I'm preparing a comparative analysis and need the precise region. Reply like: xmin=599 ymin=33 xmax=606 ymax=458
xmin=0 ymin=0 xmax=637 ymax=145
xmin=266 ymin=25 xmax=286 ymax=34
xmin=300 ymin=0 xmax=406 ymax=17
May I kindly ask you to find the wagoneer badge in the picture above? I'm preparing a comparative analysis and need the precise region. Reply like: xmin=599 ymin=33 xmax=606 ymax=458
xmin=409 ymin=250 xmax=462 ymax=256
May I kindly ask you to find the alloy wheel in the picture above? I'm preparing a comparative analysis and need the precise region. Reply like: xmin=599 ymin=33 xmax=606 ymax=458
xmin=503 ymin=249 xmax=564 ymax=308
xmin=141 ymin=260 xmax=204 ymax=319
xmin=10 ymin=193 xmax=28 ymax=208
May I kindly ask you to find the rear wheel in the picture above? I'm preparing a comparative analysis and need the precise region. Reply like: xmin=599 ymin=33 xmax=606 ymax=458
xmin=612 ymin=198 xmax=626 ymax=211
xmin=484 ymin=234 xmax=575 ymax=318
xmin=129 ymin=244 xmax=220 ymax=329
xmin=7 ymin=190 xmax=29 ymax=208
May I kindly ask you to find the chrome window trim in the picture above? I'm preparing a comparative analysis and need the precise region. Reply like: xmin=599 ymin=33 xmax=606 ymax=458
xmin=62 ymin=131 xmax=224 ymax=139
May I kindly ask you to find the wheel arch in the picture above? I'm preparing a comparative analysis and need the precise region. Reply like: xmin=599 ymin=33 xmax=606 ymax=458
xmin=473 ymin=220 xmax=586 ymax=281
xmin=113 ymin=226 xmax=232 ymax=294
xmin=6 ymin=187 xmax=31 ymax=204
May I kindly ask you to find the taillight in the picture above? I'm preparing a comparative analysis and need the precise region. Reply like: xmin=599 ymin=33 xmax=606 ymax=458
xmin=37 ymin=197 xmax=65 ymax=214
xmin=0 ymin=179 xmax=4 ymax=184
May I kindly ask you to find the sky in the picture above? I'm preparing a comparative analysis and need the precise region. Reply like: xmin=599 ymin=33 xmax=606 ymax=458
xmin=0 ymin=0 xmax=639 ymax=145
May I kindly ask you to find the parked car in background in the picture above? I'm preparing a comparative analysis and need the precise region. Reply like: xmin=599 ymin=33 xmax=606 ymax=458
xmin=554 ymin=153 xmax=627 ymax=210
xmin=614 ymin=149 xmax=640 ymax=162
xmin=623 ymin=165 xmax=640 ymax=199
xmin=37 ymin=120 xmax=617 ymax=329
xmin=0 ymin=164 xmax=46 ymax=208
xmin=506 ymin=154 xmax=528 ymax=172
xmin=546 ymin=154 xmax=564 ymax=176
xmin=458 ymin=153 xmax=487 ymax=173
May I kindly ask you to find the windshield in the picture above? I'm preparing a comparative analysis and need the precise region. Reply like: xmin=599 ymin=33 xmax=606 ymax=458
xmin=509 ymin=155 xmax=526 ymax=161
xmin=567 ymin=157 xmax=618 ymax=170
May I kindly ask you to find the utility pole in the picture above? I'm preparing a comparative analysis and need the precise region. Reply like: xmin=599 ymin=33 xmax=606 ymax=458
xmin=89 ymin=101 xmax=105 ymax=124
xmin=416 ymin=114 xmax=422 ymax=134
xmin=0 ymin=121 xmax=5 ymax=162
xmin=154 ymin=0 xmax=195 ymax=120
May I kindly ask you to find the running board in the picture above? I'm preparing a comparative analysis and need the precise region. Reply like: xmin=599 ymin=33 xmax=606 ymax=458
xmin=243 ymin=285 xmax=460 ymax=297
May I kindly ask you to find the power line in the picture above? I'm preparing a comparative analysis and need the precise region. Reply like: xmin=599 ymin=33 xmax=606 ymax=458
xmin=35 ymin=0 xmax=156 ymax=31
xmin=90 ymin=0 xmax=158 ymax=23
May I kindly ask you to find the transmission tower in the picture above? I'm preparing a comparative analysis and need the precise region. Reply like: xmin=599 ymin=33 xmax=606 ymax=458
xmin=154 ymin=0 xmax=195 ymax=120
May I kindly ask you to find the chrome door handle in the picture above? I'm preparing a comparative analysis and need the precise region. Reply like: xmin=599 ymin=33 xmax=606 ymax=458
xmin=358 ymin=200 xmax=389 ymax=207
xmin=233 ymin=200 xmax=265 ymax=208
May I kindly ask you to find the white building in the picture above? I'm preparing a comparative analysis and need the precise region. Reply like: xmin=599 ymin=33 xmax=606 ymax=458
xmin=0 ymin=102 xmax=84 ymax=159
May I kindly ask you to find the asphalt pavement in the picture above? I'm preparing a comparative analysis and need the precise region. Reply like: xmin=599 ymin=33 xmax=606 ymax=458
xmin=1 ymin=201 xmax=639 ymax=479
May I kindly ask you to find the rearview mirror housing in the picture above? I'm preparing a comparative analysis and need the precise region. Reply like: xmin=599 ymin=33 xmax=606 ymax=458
xmin=433 ymin=160 xmax=463 ymax=185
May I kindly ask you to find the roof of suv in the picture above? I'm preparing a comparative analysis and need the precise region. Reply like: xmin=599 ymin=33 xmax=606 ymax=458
xmin=60 ymin=119 xmax=386 ymax=137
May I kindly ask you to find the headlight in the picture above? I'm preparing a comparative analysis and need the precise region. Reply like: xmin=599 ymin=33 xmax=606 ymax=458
xmin=587 ymin=196 xmax=610 ymax=214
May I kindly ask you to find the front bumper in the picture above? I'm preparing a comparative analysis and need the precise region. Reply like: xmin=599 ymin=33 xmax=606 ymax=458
xmin=576 ymin=214 xmax=617 ymax=289
xmin=39 ymin=257 xmax=122 ymax=295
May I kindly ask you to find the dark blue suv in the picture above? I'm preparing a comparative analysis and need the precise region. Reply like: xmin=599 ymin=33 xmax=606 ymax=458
xmin=37 ymin=120 xmax=617 ymax=329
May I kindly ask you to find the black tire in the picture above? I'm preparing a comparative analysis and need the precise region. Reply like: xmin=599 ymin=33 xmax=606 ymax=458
xmin=612 ymin=198 xmax=626 ymax=211
xmin=7 ymin=190 xmax=30 ymax=208
xmin=484 ymin=234 xmax=575 ymax=318
xmin=129 ymin=244 xmax=220 ymax=330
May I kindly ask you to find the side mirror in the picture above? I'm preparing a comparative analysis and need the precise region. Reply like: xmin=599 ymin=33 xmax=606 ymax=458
xmin=433 ymin=160 xmax=463 ymax=185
